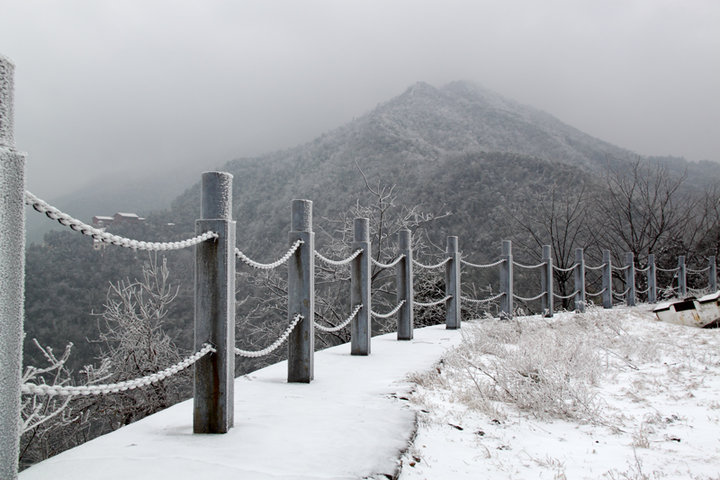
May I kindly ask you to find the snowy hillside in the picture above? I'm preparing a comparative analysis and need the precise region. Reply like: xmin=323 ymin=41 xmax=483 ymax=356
xmin=399 ymin=307 xmax=720 ymax=479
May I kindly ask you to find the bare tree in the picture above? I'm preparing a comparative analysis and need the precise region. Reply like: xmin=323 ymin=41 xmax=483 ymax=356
xmin=509 ymin=183 xmax=594 ymax=309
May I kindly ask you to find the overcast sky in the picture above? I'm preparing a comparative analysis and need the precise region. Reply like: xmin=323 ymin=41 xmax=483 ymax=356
xmin=1 ymin=0 xmax=719 ymax=198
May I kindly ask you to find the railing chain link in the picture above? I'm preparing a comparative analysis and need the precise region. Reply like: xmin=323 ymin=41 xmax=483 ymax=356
xmin=371 ymin=300 xmax=406 ymax=319
xmin=371 ymin=255 xmax=405 ymax=269
xmin=22 ymin=344 xmax=215 ymax=396
xmin=512 ymin=261 xmax=545 ymax=270
xmin=235 ymin=240 xmax=303 ymax=270
xmin=553 ymin=263 xmax=579 ymax=273
xmin=513 ymin=291 xmax=546 ymax=302
xmin=553 ymin=290 xmax=581 ymax=300
xmin=314 ymin=249 xmax=363 ymax=267
xmin=235 ymin=314 xmax=303 ymax=358
xmin=25 ymin=191 xmax=218 ymax=250
xmin=460 ymin=258 xmax=505 ymax=269
xmin=460 ymin=292 xmax=505 ymax=304
xmin=313 ymin=305 xmax=362 ymax=332
xmin=412 ymin=258 xmax=451 ymax=269
xmin=413 ymin=295 xmax=452 ymax=308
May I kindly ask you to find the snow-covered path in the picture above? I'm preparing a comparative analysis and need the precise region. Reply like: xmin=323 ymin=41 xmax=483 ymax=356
xmin=19 ymin=325 xmax=461 ymax=480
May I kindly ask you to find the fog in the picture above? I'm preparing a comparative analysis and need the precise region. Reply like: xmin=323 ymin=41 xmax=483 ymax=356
xmin=1 ymin=0 xmax=719 ymax=198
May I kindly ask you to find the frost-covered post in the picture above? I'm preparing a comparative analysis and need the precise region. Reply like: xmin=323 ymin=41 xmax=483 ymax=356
xmin=625 ymin=252 xmax=635 ymax=307
xmin=648 ymin=254 xmax=657 ymax=304
xmin=288 ymin=200 xmax=314 ymax=382
xmin=602 ymin=250 xmax=612 ymax=309
xmin=445 ymin=236 xmax=460 ymax=329
xmin=396 ymin=229 xmax=413 ymax=340
xmin=541 ymin=245 xmax=553 ymax=317
xmin=351 ymin=218 xmax=371 ymax=355
xmin=678 ymin=255 xmax=687 ymax=297
xmin=0 ymin=54 xmax=25 ymax=480
xmin=194 ymin=172 xmax=235 ymax=434
xmin=708 ymin=256 xmax=717 ymax=292
xmin=574 ymin=248 xmax=586 ymax=312
xmin=500 ymin=240 xmax=513 ymax=317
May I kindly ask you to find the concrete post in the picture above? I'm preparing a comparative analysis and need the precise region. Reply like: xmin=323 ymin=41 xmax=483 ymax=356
xmin=574 ymin=248 xmax=586 ymax=312
xmin=678 ymin=255 xmax=687 ymax=297
xmin=709 ymin=256 xmax=717 ymax=292
xmin=194 ymin=172 xmax=235 ymax=434
xmin=500 ymin=240 xmax=513 ymax=317
xmin=288 ymin=200 xmax=315 ymax=382
xmin=541 ymin=245 xmax=553 ymax=317
xmin=625 ymin=252 xmax=636 ymax=307
xmin=396 ymin=229 xmax=414 ymax=340
xmin=648 ymin=254 xmax=657 ymax=304
xmin=602 ymin=249 xmax=612 ymax=309
xmin=445 ymin=236 xmax=461 ymax=329
xmin=0 ymin=54 xmax=25 ymax=479
xmin=351 ymin=218 xmax=371 ymax=355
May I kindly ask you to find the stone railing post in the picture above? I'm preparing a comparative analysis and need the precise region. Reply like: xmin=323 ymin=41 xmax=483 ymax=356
xmin=625 ymin=252 xmax=636 ymax=306
xmin=397 ymin=229 xmax=414 ymax=340
xmin=0 ymin=54 xmax=25 ymax=479
xmin=574 ymin=248 xmax=586 ymax=312
xmin=648 ymin=253 xmax=657 ymax=304
xmin=709 ymin=256 xmax=717 ymax=292
xmin=500 ymin=240 xmax=513 ymax=317
xmin=602 ymin=249 xmax=612 ymax=309
xmin=288 ymin=200 xmax=315 ymax=382
xmin=678 ymin=255 xmax=687 ymax=297
xmin=445 ymin=236 xmax=460 ymax=329
xmin=541 ymin=245 xmax=553 ymax=317
xmin=351 ymin=218 xmax=371 ymax=355
xmin=194 ymin=172 xmax=236 ymax=434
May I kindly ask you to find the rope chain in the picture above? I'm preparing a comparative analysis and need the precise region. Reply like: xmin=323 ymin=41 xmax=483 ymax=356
xmin=371 ymin=255 xmax=405 ymax=269
xmin=22 ymin=344 xmax=215 ymax=396
xmin=687 ymin=266 xmax=711 ymax=274
xmin=460 ymin=258 xmax=505 ymax=269
xmin=235 ymin=240 xmax=303 ymax=270
xmin=25 ymin=191 xmax=218 ymax=250
xmin=460 ymin=292 xmax=505 ymax=304
xmin=656 ymin=266 xmax=680 ymax=273
xmin=553 ymin=290 xmax=581 ymax=300
xmin=413 ymin=295 xmax=452 ymax=308
xmin=512 ymin=260 xmax=545 ymax=270
xmin=635 ymin=266 xmax=650 ymax=273
xmin=612 ymin=265 xmax=631 ymax=272
xmin=612 ymin=288 xmax=631 ymax=299
xmin=585 ymin=263 xmax=607 ymax=271
xmin=636 ymin=287 xmax=650 ymax=294
xmin=371 ymin=300 xmax=406 ymax=319
xmin=412 ymin=257 xmax=451 ymax=269
xmin=586 ymin=287 xmax=608 ymax=297
xmin=235 ymin=314 xmax=303 ymax=358
xmin=314 ymin=249 xmax=363 ymax=267
xmin=313 ymin=305 xmax=362 ymax=332
xmin=513 ymin=291 xmax=546 ymax=302
xmin=552 ymin=263 xmax=579 ymax=273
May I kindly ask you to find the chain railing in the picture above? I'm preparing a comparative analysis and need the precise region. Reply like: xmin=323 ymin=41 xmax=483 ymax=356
xmin=22 ymin=344 xmax=215 ymax=396
xmin=26 ymin=191 xmax=218 ymax=250
xmin=236 ymin=240 xmax=304 ymax=269
xmin=236 ymin=314 xmax=304 ymax=358
xmin=313 ymin=305 xmax=362 ymax=332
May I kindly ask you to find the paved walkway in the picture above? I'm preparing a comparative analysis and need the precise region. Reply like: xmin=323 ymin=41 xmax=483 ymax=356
xmin=20 ymin=324 xmax=461 ymax=480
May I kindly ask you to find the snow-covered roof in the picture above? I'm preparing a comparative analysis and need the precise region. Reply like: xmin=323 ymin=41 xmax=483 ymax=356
xmin=697 ymin=290 xmax=720 ymax=303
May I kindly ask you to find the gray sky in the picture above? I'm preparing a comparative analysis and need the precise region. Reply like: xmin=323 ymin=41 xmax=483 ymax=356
xmin=1 ymin=0 xmax=719 ymax=198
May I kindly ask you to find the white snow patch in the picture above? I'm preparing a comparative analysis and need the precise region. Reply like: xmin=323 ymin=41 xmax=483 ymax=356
xmin=19 ymin=325 xmax=461 ymax=480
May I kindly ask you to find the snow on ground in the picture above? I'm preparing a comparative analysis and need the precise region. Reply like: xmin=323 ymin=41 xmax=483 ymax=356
xmin=19 ymin=325 xmax=461 ymax=480
xmin=19 ymin=305 xmax=720 ymax=479
xmin=397 ymin=306 xmax=720 ymax=480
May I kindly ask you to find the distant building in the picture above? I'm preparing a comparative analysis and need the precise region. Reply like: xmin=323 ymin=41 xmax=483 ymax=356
xmin=91 ymin=212 xmax=146 ymax=251
xmin=92 ymin=212 xmax=146 ymax=227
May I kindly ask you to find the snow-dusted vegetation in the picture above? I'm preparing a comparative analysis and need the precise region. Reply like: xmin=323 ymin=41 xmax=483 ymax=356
xmin=400 ymin=306 xmax=720 ymax=479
